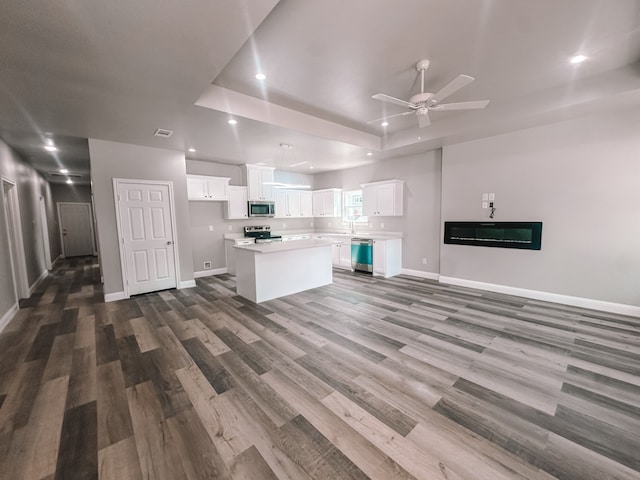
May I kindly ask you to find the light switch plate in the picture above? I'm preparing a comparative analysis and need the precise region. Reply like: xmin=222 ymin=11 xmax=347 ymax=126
xmin=482 ymin=201 xmax=488 ymax=209
xmin=488 ymin=193 xmax=495 ymax=201
xmin=482 ymin=193 xmax=488 ymax=201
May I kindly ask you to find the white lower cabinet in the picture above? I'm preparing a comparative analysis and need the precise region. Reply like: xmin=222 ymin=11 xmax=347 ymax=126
xmin=372 ymin=238 xmax=402 ymax=277
xmin=332 ymin=242 xmax=352 ymax=269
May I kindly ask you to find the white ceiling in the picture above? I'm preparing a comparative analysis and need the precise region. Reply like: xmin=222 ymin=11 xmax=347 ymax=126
xmin=1 ymin=0 xmax=639 ymax=184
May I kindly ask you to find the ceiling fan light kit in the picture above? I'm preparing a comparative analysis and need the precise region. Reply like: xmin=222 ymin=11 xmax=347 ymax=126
xmin=370 ymin=59 xmax=490 ymax=128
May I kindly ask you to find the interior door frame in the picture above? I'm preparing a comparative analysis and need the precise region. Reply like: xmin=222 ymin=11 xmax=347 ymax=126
xmin=39 ymin=196 xmax=52 ymax=269
xmin=112 ymin=178 xmax=181 ymax=299
xmin=57 ymin=202 xmax=97 ymax=258
xmin=2 ymin=177 xmax=29 ymax=300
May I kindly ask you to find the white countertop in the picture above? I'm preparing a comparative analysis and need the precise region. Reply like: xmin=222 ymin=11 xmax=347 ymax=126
xmin=233 ymin=238 xmax=334 ymax=254
xmin=225 ymin=230 xmax=402 ymax=242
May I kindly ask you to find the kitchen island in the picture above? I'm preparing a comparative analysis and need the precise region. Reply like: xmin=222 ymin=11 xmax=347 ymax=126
xmin=233 ymin=239 xmax=334 ymax=303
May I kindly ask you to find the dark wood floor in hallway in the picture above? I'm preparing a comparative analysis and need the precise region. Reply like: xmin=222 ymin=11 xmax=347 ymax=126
xmin=1 ymin=257 xmax=639 ymax=479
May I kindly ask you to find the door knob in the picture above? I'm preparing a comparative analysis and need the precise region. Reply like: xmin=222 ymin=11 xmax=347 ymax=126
xmin=166 ymin=241 xmax=173 ymax=245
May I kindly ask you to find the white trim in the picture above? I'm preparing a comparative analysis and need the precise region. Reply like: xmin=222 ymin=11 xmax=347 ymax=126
xmin=104 ymin=291 xmax=127 ymax=303
xmin=29 ymin=269 xmax=48 ymax=296
xmin=52 ymin=254 xmax=63 ymax=268
xmin=39 ymin=197 xmax=52 ymax=270
xmin=439 ymin=276 xmax=640 ymax=318
xmin=179 ymin=280 xmax=197 ymax=288
xmin=2 ymin=177 xmax=29 ymax=299
xmin=0 ymin=302 xmax=19 ymax=333
xmin=193 ymin=267 xmax=228 ymax=278
xmin=401 ymin=268 xmax=440 ymax=281
xmin=112 ymin=179 xmax=181 ymax=299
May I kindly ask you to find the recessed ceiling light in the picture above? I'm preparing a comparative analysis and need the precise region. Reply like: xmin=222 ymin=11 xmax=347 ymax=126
xmin=570 ymin=54 xmax=587 ymax=64
xmin=256 ymin=162 xmax=267 ymax=166
xmin=381 ymin=121 xmax=389 ymax=127
xmin=188 ymin=148 xmax=196 ymax=153
xmin=228 ymin=119 xmax=238 ymax=125
xmin=255 ymin=73 xmax=266 ymax=80
xmin=308 ymin=166 xmax=315 ymax=170
xmin=66 ymin=179 xmax=73 ymax=184
xmin=366 ymin=152 xmax=373 ymax=156
xmin=59 ymin=168 xmax=69 ymax=173
xmin=44 ymin=145 xmax=58 ymax=152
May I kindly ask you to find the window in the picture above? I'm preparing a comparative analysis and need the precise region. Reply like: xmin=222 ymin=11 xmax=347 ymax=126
xmin=343 ymin=190 xmax=368 ymax=223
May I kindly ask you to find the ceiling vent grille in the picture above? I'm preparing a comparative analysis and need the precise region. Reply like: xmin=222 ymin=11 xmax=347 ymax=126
xmin=154 ymin=128 xmax=174 ymax=138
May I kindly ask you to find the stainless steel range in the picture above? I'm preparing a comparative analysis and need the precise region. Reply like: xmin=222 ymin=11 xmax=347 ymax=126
xmin=244 ymin=225 xmax=282 ymax=244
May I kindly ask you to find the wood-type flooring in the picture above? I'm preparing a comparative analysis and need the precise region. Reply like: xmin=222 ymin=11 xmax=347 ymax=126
xmin=1 ymin=256 xmax=639 ymax=479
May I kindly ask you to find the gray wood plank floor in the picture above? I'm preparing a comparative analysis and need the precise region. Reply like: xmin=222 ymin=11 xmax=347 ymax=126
xmin=1 ymin=257 xmax=639 ymax=479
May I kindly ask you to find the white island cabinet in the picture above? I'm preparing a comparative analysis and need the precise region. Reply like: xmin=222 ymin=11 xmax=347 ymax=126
xmin=234 ymin=239 xmax=333 ymax=303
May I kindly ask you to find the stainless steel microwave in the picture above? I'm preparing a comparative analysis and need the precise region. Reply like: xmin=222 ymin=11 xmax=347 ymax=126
xmin=248 ymin=200 xmax=275 ymax=217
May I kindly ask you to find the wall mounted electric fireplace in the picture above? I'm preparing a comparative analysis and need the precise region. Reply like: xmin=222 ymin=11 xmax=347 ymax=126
xmin=444 ymin=222 xmax=543 ymax=250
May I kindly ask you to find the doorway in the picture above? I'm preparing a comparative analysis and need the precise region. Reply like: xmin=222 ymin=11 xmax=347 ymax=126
xmin=2 ymin=178 xmax=29 ymax=299
xmin=57 ymin=202 xmax=96 ymax=257
xmin=113 ymin=179 xmax=179 ymax=297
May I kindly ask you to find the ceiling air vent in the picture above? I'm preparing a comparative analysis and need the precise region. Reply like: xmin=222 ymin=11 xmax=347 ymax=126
xmin=49 ymin=172 xmax=82 ymax=178
xmin=154 ymin=128 xmax=174 ymax=138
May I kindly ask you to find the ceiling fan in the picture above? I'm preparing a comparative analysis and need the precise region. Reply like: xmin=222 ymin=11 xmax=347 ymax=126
xmin=370 ymin=59 xmax=489 ymax=128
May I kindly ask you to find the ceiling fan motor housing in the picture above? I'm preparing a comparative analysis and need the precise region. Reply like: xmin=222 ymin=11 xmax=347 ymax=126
xmin=410 ymin=92 xmax=434 ymax=107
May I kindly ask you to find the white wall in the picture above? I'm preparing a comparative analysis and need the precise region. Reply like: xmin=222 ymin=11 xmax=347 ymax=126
xmin=0 ymin=139 xmax=57 ymax=327
xmin=441 ymin=108 xmax=640 ymax=308
xmin=313 ymin=150 xmax=442 ymax=274
xmin=89 ymin=139 xmax=194 ymax=296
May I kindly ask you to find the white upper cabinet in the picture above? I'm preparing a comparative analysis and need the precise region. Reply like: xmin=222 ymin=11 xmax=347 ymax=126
xmin=225 ymin=185 xmax=248 ymax=219
xmin=245 ymin=165 xmax=275 ymax=201
xmin=299 ymin=190 xmax=313 ymax=217
xmin=312 ymin=188 xmax=342 ymax=217
xmin=362 ymin=179 xmax=404 ymax=216
xmin=275 ymin=189 xmax=313 ymax=218
xmin=187 ymin=175 xmax=230 ymax=201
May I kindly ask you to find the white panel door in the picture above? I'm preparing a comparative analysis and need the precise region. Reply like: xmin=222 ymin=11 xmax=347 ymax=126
xmin=117 ymin=182 xmax=176 ymax=295
xmin=58 ymin=203 xmax=95 ymax=257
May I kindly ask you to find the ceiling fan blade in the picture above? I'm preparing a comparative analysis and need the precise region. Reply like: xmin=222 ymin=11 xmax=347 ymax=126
xmin=418 ymin=111 xmax=431 ymax=128
xmin=371 ymin=93 xmax=415 ymax=108
xmin=431 ymin=100 xmax=490 ymax=111
xmin=430 ymin=74 xmax=475 ymax=104
xmin=367 ymin=111 xmax=413 ymax=124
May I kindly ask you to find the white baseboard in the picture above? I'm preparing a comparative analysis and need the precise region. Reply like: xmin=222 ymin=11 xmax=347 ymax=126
xmin=51 ymin=254 xmax=63 ymax=268
xmin=104 ymin=291 xmax=127 ymax=302
xmin=401 ymin=268 xmax=440 ymax=281
xmin=179 ymin=280 xmax=197 ymax=289
xmin=0 ymin=302 xmax=19 ymax=333
xmin=193 ymin=267 xmax=228 ymax=279
xmin=439 ymin=276 xmax=640 ymax=318
xmin=29 ymin=269 xmax=49 ymax=296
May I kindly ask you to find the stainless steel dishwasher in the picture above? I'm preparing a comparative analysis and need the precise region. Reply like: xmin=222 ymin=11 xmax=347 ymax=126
xmin=351 ymin=238 xmax=373 ymax=273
